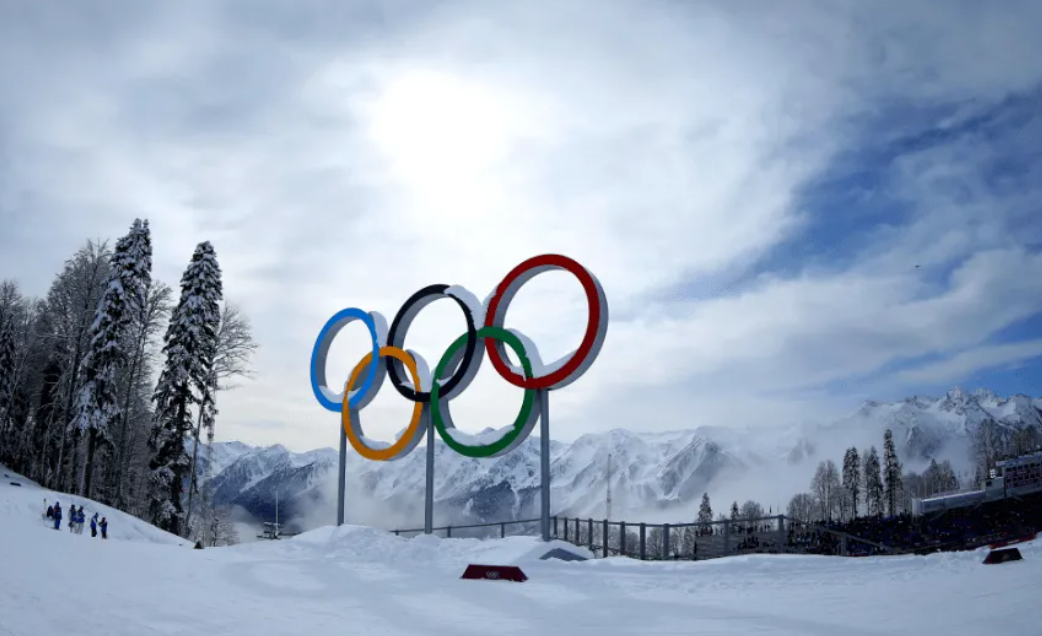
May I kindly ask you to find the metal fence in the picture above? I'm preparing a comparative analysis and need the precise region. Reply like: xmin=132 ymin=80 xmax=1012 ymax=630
xmin=391 ymin=514 xmax=897 ymax=561
xmin=392 ymin=517 xmax=542 ymax=540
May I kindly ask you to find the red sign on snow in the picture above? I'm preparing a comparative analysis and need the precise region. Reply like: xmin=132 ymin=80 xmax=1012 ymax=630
xmin=460 ymin=564 xmax=528 ymax=582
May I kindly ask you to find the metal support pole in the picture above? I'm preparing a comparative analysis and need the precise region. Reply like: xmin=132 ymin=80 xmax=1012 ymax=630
xmin=539 ymin=389 xmax=551 ymax=542
xmin=588 ymin=518 xmax=594 ymax=551
xmin=639 ymin=523 xmax=646 ymax=560
xmin=424 ymin=405 xmax=434 ymax=535
xmin=337 ymin=418 xmax=347 ymax=526
xmin=620 ymin=521 xmax=627 ymax=556
xmin=602 ymin=519 xmax=609 ymax=558
xmin=777 ymin=515 xmax=785 ymax=554
xmin=663 ymin=524 xmax=671 ymax=560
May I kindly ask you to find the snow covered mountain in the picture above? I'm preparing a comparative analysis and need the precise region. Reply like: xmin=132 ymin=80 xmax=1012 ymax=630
xmin=789 ymin=388 xmax=1042 ymax=475
xmin=203 ymin=387 xmax=1042 ymax=531
xmin=201 ymin=428 xmax=748 ymax=531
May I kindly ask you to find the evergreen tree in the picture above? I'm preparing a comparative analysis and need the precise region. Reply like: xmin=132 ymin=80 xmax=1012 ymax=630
xmin=0 ymin=281 xmax=25 ymax=461
xmin=697 ymin=493 xmax=713 ymax=524
xmin=0 ymin=317 xmax=15 ymax=441
xmin=730 ymin=500 xmax=739 ymax=520
xmin=148 ymin=242 xmax=222 ymax=536
xmin=74 ymin=220 xmax=152 ymax=500
xmin=863 ymin=446 xmax=884 ymax=516
xmin=882 ymin=429 xmax=902 ymax=516
xmin=923 ymin=458 xmax=941 ymax=496
xmin=841 ymin=447 xmax=861 ymax=519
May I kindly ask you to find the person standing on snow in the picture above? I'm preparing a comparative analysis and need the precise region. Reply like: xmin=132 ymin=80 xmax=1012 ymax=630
xmin=74 ymin=507 xmax=85 ymax=534
xmin=52 ymin=502 xmax=62 ymax=530
xmin=90 ymin=513 xmax=98 ymax=538
xmin=69 ymin=506 xmax=78 ymax=533
xmin=99 ymin=517 xmax=108 ymax=539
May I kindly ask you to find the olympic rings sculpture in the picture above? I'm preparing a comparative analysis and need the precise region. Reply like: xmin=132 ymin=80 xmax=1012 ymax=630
xmin=309 ymin=254 xmax=608 ymax=461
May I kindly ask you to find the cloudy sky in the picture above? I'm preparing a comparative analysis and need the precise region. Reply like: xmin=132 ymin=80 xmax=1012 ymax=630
xmin=2 ymin=0 xmax=1041 ymax=453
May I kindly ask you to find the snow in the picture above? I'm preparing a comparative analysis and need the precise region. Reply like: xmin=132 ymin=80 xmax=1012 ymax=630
xmin=401 ymin=347 xmax=432 ymax=392
xmin=4 ymin=462 xmax=1042 ymax=635
xmin=180 ymin=385 xmax=1042 ymax=525
xmin=0 ymin=464 xmax=187 ymax=547
xmin=440 ymin=423 xmax=526 ymax=447
xmin=445 ymin=285 xmax=485 ymax=328
xmin=357 ymin=434 xmax=395 ymax=450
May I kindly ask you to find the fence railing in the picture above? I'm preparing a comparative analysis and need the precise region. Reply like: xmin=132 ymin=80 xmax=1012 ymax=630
xmin=392 ymin=517 xmax=542 ymax=539
xmin=547 ymin=515 xmax=896 ymax=560
xmin=390 ymin=514 xmax=898 ymax=561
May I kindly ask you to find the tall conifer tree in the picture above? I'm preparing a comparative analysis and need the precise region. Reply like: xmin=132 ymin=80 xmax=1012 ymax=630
xmin=148 ymin=242 xmax=222 ymax=536
xmin=75 ymin=220 xmax=152 ymax=500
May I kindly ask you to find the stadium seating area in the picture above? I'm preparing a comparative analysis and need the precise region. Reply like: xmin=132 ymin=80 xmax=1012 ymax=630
xmin=806 ymin=490 xmax=1042 ymax=556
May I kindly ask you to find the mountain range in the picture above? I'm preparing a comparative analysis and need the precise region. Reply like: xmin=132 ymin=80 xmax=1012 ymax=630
xmin=199 ymin=387 xmax=1042 ymax=533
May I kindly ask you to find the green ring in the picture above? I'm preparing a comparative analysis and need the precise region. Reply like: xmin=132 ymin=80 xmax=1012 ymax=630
xmin=431 ymin=326 xmax=535 ymax=458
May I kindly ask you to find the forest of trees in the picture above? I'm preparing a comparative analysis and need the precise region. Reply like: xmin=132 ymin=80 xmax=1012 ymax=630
xmin=782 ymin=424 xmax=1042 ymax=525
xmin=686 ymin=423 xmax=1042 ymax=533
xmin=0 ymin=220 xmax=256 ymax=545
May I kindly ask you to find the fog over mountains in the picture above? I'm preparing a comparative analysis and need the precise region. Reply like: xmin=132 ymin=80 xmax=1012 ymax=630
xmin=201 ymin=387 xmax=1042 ymax=533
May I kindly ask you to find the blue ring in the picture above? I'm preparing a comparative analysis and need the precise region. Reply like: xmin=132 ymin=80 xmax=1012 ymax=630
xmin=309 ymin=308 xmax=380 ymax=412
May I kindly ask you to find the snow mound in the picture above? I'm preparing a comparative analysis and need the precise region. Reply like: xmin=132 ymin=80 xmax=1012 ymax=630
xmin=0 ymin=463 xmax=188 ymax=547
xmin=273 ymin=524 xmax=591 ymax=572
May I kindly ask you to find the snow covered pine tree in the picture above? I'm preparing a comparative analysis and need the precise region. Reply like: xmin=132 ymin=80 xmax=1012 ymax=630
xmin=0 ymin=306 xmax=16 ymax=451
xmin=148 ymin=241 xmax=222 ymax=536
xmin=73 ymin=219 xmax=152 ymax=500
xmin=883 ymin=429 xmax=903 ymax=516
xmin=863 ymin=445 xmax=884 ymax=517
xmin=842 ymin=447 xmax=861 ymax=519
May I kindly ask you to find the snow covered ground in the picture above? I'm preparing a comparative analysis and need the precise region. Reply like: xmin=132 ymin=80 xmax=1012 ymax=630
xmin=2 ymin=464 xmax=1041 ymax=636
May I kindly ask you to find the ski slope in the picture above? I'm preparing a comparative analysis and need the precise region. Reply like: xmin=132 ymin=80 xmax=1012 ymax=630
xmin=2 ymin=465 xmax=1041 ymax=636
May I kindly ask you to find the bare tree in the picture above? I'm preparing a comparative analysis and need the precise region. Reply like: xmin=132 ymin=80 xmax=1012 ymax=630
xmin=211 ymin=303 xmax=259 ymax=391
xmin=740 ymin=500 xmax=765 ymax=523
xmin=208 ymin=505 xmax=240 ymax=547
xmin=787 ymin=493 xmax=817 ymax=522
xmin=811 ymin=459 xmax=841 ymax=522
xmin=36 ymin=241 xmax=112 ymax=491
xmin=109 ymin=281 xmax=173 ymax=508
xmin=184 ymin=301 xmax=257 ymax=535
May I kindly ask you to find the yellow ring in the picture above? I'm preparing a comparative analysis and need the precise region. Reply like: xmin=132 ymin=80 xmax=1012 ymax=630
xmin=342 ymin=346 xmax=424 ymax=461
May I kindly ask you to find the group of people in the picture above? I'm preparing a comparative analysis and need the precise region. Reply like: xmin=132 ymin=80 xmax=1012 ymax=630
xmin=44 ymin=501 xmax=107 ymax=539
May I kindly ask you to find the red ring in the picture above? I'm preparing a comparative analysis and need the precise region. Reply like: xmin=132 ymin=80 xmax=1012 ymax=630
xmin=484 ymin=254 xmax=605 ymax=390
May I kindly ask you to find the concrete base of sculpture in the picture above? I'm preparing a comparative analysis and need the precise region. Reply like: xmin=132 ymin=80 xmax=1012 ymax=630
xmin=461 ymin=564 xmax=528 ymax=582
xmin=983 ymin=547 xmax=1023 ymax=564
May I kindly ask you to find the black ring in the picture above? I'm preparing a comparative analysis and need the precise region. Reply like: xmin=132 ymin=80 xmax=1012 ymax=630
xmin=386 ymin=284 xmax=480 ymax=403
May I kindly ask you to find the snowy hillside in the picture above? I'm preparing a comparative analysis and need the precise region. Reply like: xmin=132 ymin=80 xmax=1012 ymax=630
xmin=1 ymin=463 xmax=188 ymax=547
xmin=2 ymin=470 xmax=1040 ymax=636
xmin=206 ymin=387 xmax=1042 ymax=530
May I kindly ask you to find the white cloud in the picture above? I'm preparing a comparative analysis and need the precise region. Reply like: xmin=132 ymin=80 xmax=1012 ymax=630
xmin=1 ymin=0 xmax=1041 ymax=452
xmin=893 ymin=340 xmax=1042 ymax=386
